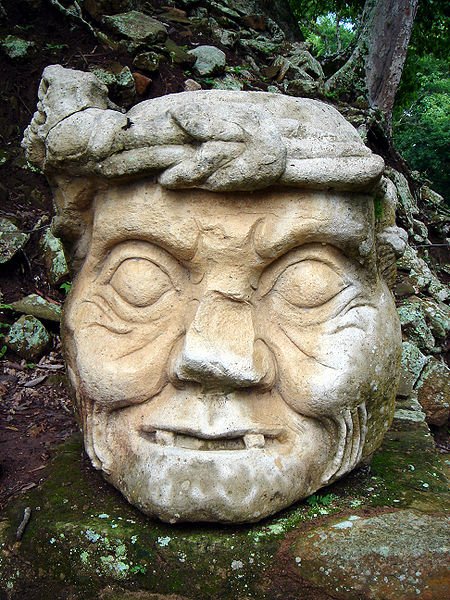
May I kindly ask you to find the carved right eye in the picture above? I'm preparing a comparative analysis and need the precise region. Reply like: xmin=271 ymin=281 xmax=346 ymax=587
xmin=109 ymin=258 xmax=172 ymax=307
xmin=273 ymin=260 xmax=347 ymax=308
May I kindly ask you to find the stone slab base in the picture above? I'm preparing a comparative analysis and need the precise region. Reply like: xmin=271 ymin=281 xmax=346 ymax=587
xmin=1 ymin=420 xmax=448 ymax=600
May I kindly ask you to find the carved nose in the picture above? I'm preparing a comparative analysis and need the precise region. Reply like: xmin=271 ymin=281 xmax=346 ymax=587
xmin=172 ymin=293 xmax=275 ymax=389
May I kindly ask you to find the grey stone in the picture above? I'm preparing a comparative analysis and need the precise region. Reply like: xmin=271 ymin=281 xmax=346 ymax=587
xmin=286 ymin=45 xmax=324 ymax=80
xmin=421 ymin=185 xmax=444 ymax=208
xmin=133 ymin=52 xmax=163 ymax=73
xmin=239 ymin=38 xmax=280 ymax=56
xmin=292 ymin=510 xmax=450 ymax=599
xmin=393 ymin=407 xmax=426 ymax=425
xmin=286 ymin=77 xmax=321 ymax=98
xmin=6 ymin=315 xmax=50 ymax=360
xmin=385 ymin=168 xmax=419 ymax=233
xmin=209 ymin=1 xmax=241 ymax=19
xmin=40 ymin=228 xmax=69 ymax=286
xmin=420 ymin=298 xmax=450 ymax=339
xmin=10 ymin=293 xmax=62 ymax=323
xmin=397 ymin=341 xmax=428 ymax=398
xmin=183 ymin=79 xmax=202 ymax=91
xmin=416 ymin=358 xmax=450 ymax=427
xmin=0 ymin=218 xmax=29 ymax=264
xmin=188 ymin=45 xmax=226 ymax=76
xmin=398 ymin=300 xmax=435 ymax=352
xmin=90 ymin=65 xmax=136 ymax=106
xmin=102 ymin=11 xmax=167 ymax=45
xmin=396 ymin=244 xmax=449 ymax=302
xmin=212 ymin=27 xmax=239 ymax=48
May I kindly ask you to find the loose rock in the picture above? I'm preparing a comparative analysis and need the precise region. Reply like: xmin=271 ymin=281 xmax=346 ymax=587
xmin=397 ymin=341 xmax=428 ymax=398
xmin=0 ymin=218 xmax=29 ymax=264
xmin=102 ymin=11 xmax=167 ymax=46
xmin=40 ymin=228 xmax=69 ymax=286
xmin=10 ymin=294 xmax=62 ymax=323
xmin=183 ymin=79 xmax=202 ymax=91
xmin=132 ymin=72 xmax=152 ymax=95
xmin=133 ymin=51 xmax=163 ymax=73
xmin=6 ymin=315 xmax=51 ymax=360
xmin=416 ymin=358 xmax=450 ymax=426
xmin=188 ymin=45 xmax=226 ymax=76
xmin=398 ymin=299 xmax=435 ymax=352
xmin=1 ymin=35 xmax=35 ymax=59
xmin=291 ymin=510 xmax=450 ymax=600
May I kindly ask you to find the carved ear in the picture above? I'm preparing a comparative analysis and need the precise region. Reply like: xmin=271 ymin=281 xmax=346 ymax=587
xmin=377 ymin=225 xmax=408 ymax=288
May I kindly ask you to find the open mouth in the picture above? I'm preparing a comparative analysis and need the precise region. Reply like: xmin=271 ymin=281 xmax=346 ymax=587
xmin=140 ymin=429 xmax=282 ymax=451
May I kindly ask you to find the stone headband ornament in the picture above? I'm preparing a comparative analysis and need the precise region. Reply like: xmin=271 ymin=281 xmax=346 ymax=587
xmin=24 ymin=65 xmax=384 ymax=191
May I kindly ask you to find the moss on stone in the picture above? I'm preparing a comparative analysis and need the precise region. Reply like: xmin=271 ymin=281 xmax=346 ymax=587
xmin=0 ymin=423 xmax=448 ymax=599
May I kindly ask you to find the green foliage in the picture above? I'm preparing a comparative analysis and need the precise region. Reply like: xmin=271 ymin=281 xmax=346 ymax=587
xmin=393 ymin=55 xmax=450 ymax=200
xmin=306 ymin=492 xmax=337 ymax=507
xmin=60 ymin=282 xmax=72 ymax=295
xmin=289 ymin=0 xmax=363 ymax=57
xmin=409 ymin=0 xmax=449 ymax=60
xmin=305 ymin=12 xmax=356 ymax=57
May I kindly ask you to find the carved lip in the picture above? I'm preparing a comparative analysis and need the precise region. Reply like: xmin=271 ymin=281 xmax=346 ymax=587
xmin=139 ymin=427 xmax=284 ymax=451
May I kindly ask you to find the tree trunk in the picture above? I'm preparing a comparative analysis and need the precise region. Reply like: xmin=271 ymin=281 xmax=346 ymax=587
xmin=325 ymin=0 xmax=419 ymax=127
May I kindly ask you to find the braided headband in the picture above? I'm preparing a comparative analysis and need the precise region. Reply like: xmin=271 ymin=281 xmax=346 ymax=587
xmin=23 ymin=65 xmax=384 ymax=193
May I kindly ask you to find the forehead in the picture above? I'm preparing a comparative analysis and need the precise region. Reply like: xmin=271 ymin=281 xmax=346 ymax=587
xmin=91 ymin=182 xmax=374 ymax=260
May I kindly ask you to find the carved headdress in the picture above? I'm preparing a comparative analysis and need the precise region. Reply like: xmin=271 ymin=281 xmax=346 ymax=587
xmin=22 ymin=65 xmax=406 ymax=276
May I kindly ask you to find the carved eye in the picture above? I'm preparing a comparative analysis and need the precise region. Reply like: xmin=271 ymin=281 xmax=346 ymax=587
xmin=273 ymin=260 xmax=346 ymax=308
xmin=110 ymin=258 xmax=172 ymax=307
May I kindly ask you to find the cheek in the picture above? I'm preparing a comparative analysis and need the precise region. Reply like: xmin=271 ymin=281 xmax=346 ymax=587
xmin=260 ymin=287 xmax=401 ymax=418
xmin=64 ymin=289 xmax=185 ymax=409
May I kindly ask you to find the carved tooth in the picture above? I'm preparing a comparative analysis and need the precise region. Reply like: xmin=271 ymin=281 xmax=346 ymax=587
xmin=155 ymin=430 xmax=175 ymax=446
xmin=244 ymin=434 xmax=265 ymax=449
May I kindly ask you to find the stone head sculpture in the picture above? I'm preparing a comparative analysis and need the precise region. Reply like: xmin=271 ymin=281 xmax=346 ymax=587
xmin=23 ymin=65 xmax=406 ymax=523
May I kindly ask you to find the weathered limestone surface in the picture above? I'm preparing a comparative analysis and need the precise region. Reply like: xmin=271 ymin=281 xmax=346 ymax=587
xmin=22 ymin=66 xmax=408 ymax=524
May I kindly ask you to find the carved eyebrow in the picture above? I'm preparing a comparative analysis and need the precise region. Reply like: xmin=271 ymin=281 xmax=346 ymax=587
xmin=92 ymin=215 xmax=200 ymax=262
xmin=253 ymin=215 xmax=372 ymax=261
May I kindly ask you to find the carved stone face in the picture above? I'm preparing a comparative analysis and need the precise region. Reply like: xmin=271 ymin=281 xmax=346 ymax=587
xmin=64 ymin=182 xmax=401 ymax=522
xmin=23 ymin=68 xmax=404 ymax=522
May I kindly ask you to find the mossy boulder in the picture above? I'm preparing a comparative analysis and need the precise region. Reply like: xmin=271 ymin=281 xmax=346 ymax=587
xmin=10 ymin=294 xmax=62 ymax=323
xmin=0 ymin=218 xmax=29 ymax=264
xmin=0 ymin=414 xmax=448 ymax=599
xmin=102 ymin=11 xmax=167 ymax=46
xmin=40 ymin=229 xmax=69 ymax=287
xmin=5 ymin=315 xmax=50 ymax=360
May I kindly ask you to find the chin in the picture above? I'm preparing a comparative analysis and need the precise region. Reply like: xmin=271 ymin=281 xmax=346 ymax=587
xmin=94 ymin=423 xmax=332 ymax=523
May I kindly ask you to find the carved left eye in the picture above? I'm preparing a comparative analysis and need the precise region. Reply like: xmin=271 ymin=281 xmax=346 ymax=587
xmin=273 ymin=260 xmax=346 ymax=308
xmin=110 ymin=258 xmax=172 ymax=307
